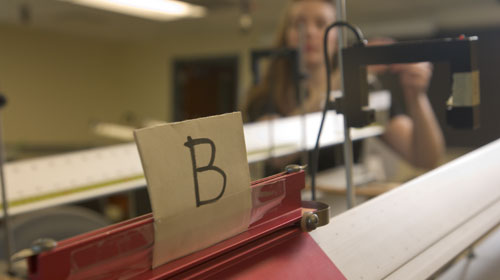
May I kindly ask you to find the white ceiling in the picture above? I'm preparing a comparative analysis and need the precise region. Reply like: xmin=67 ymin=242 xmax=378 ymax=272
xmin=0 ymin=0 xmax=499 ymax=41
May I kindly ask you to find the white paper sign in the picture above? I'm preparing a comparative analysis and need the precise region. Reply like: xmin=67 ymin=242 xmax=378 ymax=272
xmin=134 ymin=112 xmax=252 ymax=268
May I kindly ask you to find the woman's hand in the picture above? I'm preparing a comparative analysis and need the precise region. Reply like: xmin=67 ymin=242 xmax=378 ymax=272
xmin=390 ymin=62 xmax=433 ymax=100
xmin=383 ymin=61 xmax=444 ymax=169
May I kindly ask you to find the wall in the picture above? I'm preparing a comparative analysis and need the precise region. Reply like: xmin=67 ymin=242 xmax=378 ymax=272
xmin=0 ymin=20 xmax=273 ymax=156
xmin=0 ymin=24 xmax=132 ymax=147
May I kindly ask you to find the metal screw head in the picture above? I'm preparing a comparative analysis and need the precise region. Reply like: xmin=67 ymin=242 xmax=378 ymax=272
xmin=306 ymin=213 xmax=319 ymax=231
xmin=284 ymin=164 xmax=307 ymax=174
xmin=11 ymin=238 xmax=57 ymax=262
xmin=301 ymin=212 xmax=319 ymax=232
xmin=31 ymin=238 xmax=57 ymax=253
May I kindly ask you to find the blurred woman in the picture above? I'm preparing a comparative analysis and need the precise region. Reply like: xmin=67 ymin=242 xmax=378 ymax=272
xmin=243 ymin=0 xmax=444 ymax=169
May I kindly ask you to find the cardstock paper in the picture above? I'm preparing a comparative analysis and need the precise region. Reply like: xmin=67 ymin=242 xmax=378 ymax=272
xmin=134 ymin=112 xmax=252 ymax=268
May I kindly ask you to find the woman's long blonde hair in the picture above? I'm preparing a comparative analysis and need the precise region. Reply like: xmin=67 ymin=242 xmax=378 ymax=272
xmin=243 ymin=0 xmax=337 ymax=122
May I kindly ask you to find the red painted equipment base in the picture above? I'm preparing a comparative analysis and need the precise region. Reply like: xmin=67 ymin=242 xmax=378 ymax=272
xmin=28 ymin=171 xmax=346 ymax=279
xmin=172 ymin=229 xmax=346 ymax=280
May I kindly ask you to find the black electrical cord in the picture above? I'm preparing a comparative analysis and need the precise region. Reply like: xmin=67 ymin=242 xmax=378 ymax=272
xmin=310 ymin=21 xmax=365 ymax=201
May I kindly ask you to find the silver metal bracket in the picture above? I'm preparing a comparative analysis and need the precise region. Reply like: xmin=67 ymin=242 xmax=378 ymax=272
xmin=11 ymin=238 xmax=57 ymax=262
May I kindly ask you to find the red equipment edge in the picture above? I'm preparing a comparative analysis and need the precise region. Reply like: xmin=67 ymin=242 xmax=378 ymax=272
xmin=28 ymin=171 xmax=346 ymax=279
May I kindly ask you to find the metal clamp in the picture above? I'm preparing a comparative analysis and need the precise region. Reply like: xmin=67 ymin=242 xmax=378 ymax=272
xmin=300 ymin=201 xmax=330 ymax=232
xmin=11 ymin=238 xmax=57 ymax=262
xmin=284 ymin=164 xmax=307 ymax=174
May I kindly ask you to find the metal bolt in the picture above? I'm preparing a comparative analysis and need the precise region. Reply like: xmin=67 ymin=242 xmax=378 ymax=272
xmin=11 ymin=238 xmax=57 ymax=262
xmin=284 ymin=164 xmax=307 ymax=174
xmin=306 ymin=213 xmax=319 ymax=231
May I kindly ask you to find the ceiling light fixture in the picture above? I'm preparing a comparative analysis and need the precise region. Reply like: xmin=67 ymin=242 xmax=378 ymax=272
xmin=60 ymin=0 xmax=206 ymax=21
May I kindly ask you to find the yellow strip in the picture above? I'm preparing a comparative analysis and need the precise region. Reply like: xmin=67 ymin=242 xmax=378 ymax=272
xmin=3 ymin=131 xmax=381 ymax=210
xmin=2 ymin=144 xmax=290 ymax=209
xmin=1 ymin=174 xmax=145 ymax=208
